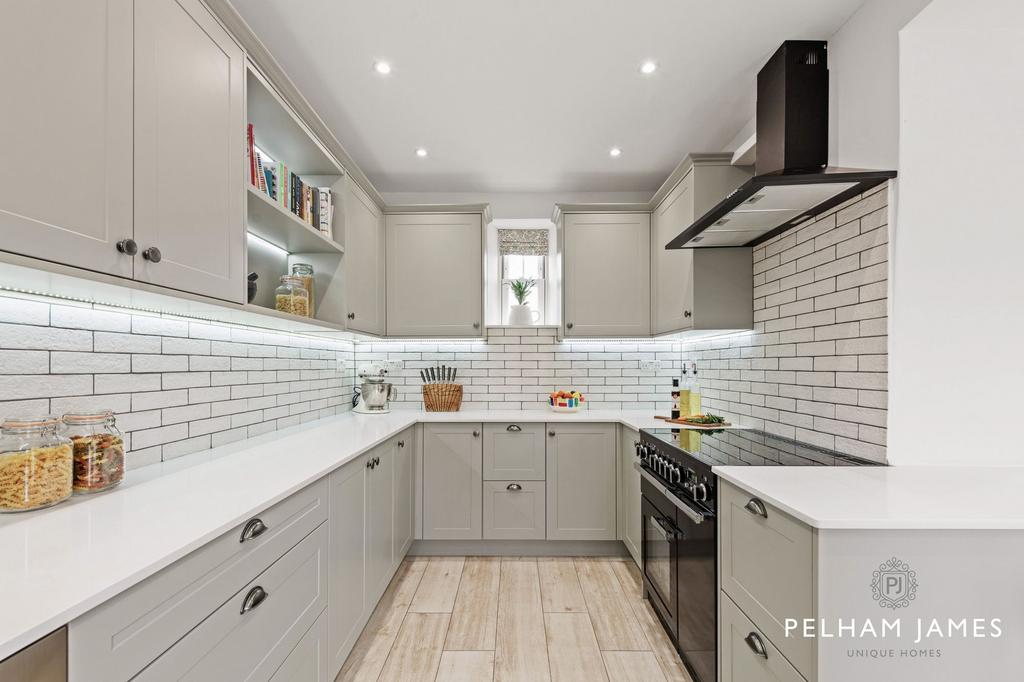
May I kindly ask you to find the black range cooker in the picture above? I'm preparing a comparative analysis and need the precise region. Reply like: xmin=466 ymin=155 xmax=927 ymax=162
xmin=635 ymin=427 xmax=878 ymax=682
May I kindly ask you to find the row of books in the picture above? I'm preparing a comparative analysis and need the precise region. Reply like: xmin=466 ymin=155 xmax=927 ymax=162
xmin=247 ymin=124 xmax=334 ymax=240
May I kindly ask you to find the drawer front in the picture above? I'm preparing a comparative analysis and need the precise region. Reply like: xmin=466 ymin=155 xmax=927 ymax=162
xmin=720 ymin=593 xmax=806 ymax=682
xmin=719 ymin=480 xmax=813 ymax=677
xmin=69 ymin=478 xmax=328 ymax=682
xmin=483 ymin=422 xmax=545 ymax=480
xmin=270 ymin=611 xmax=328 ymax=681
xmin=483 ymin=480 xmax=546 ymax=540
xmin=137 ymin=522 xmax=328 ymax=681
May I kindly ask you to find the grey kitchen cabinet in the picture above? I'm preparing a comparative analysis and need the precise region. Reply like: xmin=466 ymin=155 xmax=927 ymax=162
xmin=651 ymin=155 xmax=753 ymax=334
xmin=393 ymin=428 xmax=415 ymax=560
xmin=133 ymin=0 xmax=246 ymax=303
xmin=385 ymin=212 xmax=484 ymax=336
xmin=546 ymin=423 xmax=617 ymax=540
xmin=327 ymin=455 xmax=367 ymax=676
xmin=270 ymin=612 xmax=329 ymax=681
xmin=483 ymin=422 xmax=546 ymax=481
xmin=136 ymin=524 xmax=328 ymax=681
xmin=366 ymin=437 xmax=395 ymax=603
xmin=422 ymin=423 xmax=483 ymax=539
xmin=69 ymin=479 xmax=328 ymax=681
xmin=343 ymin=178 xmax=386 ymax=335
xmin=719 ymin=479 xmax=815 ymax=679
xmin=483 ymin=481 xmax=546 ymax=540
xmin=618 ymin=425 xmax=642 ymax=566
xmin=562 ymin=212 xmax=651 ymax=337
xmin=0 ymin=0 xmax=134 ymax=279
xmin=720 ymin=593 xmax=805 ymax=682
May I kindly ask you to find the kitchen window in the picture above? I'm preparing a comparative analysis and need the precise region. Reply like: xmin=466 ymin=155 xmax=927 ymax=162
xmin=498 ymin=228 xmax=549 ymax=325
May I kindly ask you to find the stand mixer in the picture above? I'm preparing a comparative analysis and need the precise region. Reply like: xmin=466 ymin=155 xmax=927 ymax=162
xmin=352 ymin=365 xmax=399 ymax=414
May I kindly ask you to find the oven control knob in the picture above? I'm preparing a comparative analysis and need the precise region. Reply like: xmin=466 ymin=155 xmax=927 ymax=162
xmin=693 ymin=483 xmax=708 ymax=502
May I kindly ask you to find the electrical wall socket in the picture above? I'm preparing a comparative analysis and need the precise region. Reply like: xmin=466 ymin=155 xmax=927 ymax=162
xmin=381 ymin=360 xmax=404 ymax=371
xmin=640 ymin=360 xmax=663 ymax=371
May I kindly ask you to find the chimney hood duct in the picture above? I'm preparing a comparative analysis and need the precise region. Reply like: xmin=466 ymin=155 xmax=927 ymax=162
xmin=667 ymin=41 xmax=896 ymax=250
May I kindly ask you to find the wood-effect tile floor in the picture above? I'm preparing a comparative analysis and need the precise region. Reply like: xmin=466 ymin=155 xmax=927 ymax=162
xmin=338 ymin=556 xmax=693 ymax=682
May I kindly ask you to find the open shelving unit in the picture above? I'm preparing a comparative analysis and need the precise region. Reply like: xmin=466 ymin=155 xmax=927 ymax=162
xmin=244 ymin=63 xmax=348 ymax=329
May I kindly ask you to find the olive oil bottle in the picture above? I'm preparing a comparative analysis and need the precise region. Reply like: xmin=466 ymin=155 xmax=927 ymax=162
xmin=688 ymin=362 xmax=702 ymax=416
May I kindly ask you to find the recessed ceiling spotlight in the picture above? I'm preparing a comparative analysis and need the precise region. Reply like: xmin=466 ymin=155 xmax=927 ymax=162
xmin=374 ymin=61 xmax=392 ymax=75
xmin=609 ymin=147 xmax=622 ymax=158
xmin=640 ymin=60 xmax=658 ymax=75
xmin=415 ymin=147 xmax=428 ymax=158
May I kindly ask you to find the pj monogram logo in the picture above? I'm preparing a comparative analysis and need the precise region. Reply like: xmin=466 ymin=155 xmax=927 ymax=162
xmin=871 ymin=557 xmax=918 ymax=609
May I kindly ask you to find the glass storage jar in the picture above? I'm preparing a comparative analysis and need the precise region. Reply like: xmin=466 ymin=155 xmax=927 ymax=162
xmin=0 ymin=416 xmax=73 ymax=512
xmin=274 ymin=275 xmax=309 ymax=317
xmin=290 ymin=263 xmax=315 ymax=317
xmin=63 ymin=411 xmax=125 ymax=494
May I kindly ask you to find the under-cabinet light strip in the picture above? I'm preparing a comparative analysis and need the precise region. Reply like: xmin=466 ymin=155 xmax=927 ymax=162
xmin=246 ymin=232 xmax=290 ymax=256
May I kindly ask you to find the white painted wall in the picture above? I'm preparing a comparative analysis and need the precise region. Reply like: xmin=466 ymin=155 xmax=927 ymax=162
xmin=889 ymin=0 xmax=1024 ymax=465
xmin=827 ymin=0 xmax=932 ymax=169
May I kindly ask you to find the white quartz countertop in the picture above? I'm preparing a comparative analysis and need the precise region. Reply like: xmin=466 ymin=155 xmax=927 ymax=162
xmin=0 ymin=409 xmax=661 ymax=660
xmin=715 ymin=465 xmax=1024 ymax=530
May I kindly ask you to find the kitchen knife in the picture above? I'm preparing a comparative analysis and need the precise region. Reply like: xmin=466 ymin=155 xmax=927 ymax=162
xmin=451 ymin=367 xmax=457 ymax=383
xmin=420 ymin=369 xmax=427 ymax=384
xmin=429 ymin=367 xmax=436 ymax=383
xmin=441 ymin=365 xmax=447 ymax=384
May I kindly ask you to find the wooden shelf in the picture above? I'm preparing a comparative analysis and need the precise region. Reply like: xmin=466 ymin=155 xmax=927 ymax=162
xmin=246 ymin=187 xmax=344 ymax=254
xmin=247 ymin=67 xmax=342 ymax=176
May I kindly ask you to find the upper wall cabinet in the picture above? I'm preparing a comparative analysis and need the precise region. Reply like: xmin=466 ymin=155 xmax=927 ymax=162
xmin=0 ymin=0 xmax=134 ymax=278
xmin=386 ymin=212 xmax=484 ymax=337
xmin=134 ymin=0 xmax=246 ymax=303
xmin=651 ymin=155 xmax=752 ymax=334
xmin=344 ymin=179 xmax=386 ymax=335
xmin=562 ymin=212 xmax=651 ymax=337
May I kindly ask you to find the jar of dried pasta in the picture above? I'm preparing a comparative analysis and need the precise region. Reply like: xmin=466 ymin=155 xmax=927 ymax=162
xmin=274 ymin=275 xmax=309 ymax=317
xmin=63 ymin=411 xmax=125 ymax=494
xmin=0 ymin=416 xmax=73 ymax=512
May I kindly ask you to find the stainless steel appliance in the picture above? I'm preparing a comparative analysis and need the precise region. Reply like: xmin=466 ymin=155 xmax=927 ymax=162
xmin=635 ymin=427 xmax=878 ymax=682
xmin=352 ymin=369 xmax=398 ymax=414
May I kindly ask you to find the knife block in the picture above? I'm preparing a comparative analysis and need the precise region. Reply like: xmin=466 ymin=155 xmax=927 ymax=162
xmin=422 ymin=383 xmax=463 ymax=412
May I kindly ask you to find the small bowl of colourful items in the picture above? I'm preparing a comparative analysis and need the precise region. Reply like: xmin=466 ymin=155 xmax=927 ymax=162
xmin=549 ymin=390 xmax=584 ymax=412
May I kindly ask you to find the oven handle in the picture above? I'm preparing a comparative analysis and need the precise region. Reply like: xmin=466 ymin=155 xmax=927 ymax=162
xmin=651 ymin=513 xmax=681 ymax=540
xmin=635 ymin=461 xmax=709 ymax=525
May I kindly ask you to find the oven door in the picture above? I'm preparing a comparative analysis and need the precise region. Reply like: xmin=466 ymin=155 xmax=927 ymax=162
xmin=674 ymin=497 xmax=717 ymax=682
xmin=641 ymin=487 xmax=679 ymax=637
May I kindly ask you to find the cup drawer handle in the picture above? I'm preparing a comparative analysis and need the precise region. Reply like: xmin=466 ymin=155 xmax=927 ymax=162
xmin=744 ymin=631 xmax=768 ymax=659
xmin=240 ymin=586 xmax=269 ymax=615
xmin=506 ymin=424 xmax=522 ymax=432
xmin=239 ymin=518 xmax=268 ymax=543
xmin=506 ymin=483 xmax=523 ymax=491
xmin=744 ymin=498 xmax=768 ymax=518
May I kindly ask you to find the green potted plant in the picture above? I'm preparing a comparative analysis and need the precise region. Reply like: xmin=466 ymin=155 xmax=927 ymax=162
xmin=505 ymin=278 xmax=539 ymax=325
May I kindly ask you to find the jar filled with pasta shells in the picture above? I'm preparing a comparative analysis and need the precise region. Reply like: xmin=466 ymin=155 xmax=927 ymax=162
xmin=0 ymin=416 xmax=73 ymax=512
xmin=63 ymin=411 xmax=125 ymax=494
xmin=274 ymin=275 xmax=310 ymax=317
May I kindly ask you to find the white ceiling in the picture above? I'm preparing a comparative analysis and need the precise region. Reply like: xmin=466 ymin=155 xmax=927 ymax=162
xmin=233 ymin=0 xmax=865 ymax=194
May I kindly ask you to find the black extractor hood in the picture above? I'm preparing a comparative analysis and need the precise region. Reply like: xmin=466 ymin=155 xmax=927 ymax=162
xmin=667 ymin=41 xmax=896 ymax=249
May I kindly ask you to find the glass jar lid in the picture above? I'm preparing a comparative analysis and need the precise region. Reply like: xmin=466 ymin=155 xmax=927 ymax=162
xmin=1 ymin=416 xmax=61 ymax=432
xmin=63 ymin=410 xmax=115 ymax=426
xmin=291 ymin=263 xmax=313 ymax=275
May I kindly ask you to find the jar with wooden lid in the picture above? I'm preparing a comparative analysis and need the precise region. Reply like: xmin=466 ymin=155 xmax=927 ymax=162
xmin=291 ymin=263 xmax=315 ymax=317
xmin=0 ymin=416 xmax=73 ymax=512
xmin=63 ymin=411 xmax=125 ymax=494
xmin=274 ymin=275 xmax=309 ymax=317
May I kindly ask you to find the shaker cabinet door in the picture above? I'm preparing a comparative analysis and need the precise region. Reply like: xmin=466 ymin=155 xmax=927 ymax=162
xmin=393 ymin=430 xmax=415 ymax=560
xmin=546 ymin=423 xmax=617 ymax=540
xmin=133 ymin=0 xmax=246 ymax=302
xmin=386 ymin=213 xmax=483 ymax=336
xmin=327 ymin=457 xmax=367 ymax=677
xmin=563 ymin=213 xmax=651 ymax=337
xmin=0 ymin=0 xmax=134 ymax=278
xmin=343 ymin=179 xmax=386 ymax=335
xmin=366 ymin=442 xmax=395 ymax=603
xmin=652 ymin=176 xmax=696 ymax=334
xmin=422 ymin=424 xmax=483 ymax=539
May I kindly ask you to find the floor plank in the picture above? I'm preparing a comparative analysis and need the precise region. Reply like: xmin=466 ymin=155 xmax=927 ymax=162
xmin=544 ymin=613 xmax=609 ymax=682
xmin=602 ymin=651 xmax=668 ymax=682
xmin=627 ymin=598 xmax=693 ymax=682
xmin=378 ymin=612 xmax=450 ymax=681
xmin=338 ymin=558 xmax=428 ymax=681
xmin=446 ymin=557 xmax=501 ymax=650
xmin=608 ymin=559 xmax=642 ymax=601
xmin=494 ymin=559 xmax=551 ymax=682
xmin=409 ymin=556 xmax=466 ymax=613
xmin=436 ymin=651 xmax=496 ymax=682
xmin=537 ymin=558 xmax=587 ymax=613
xmin=574 ymin=558 xmax=648 ymax=651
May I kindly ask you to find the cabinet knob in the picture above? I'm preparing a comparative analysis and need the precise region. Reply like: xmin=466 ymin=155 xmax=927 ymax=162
xmin=744 ymin=497 xmax=768 ymax=518
xmin=240 ymin=585 xmax=269 ymax=615
xmin=116 ymin=238 xmax=138 ymax=256
xmin=506 ymin=424 xmax=522 ymax=432
xmin=347 ymin=313 xmax=355 ymax=320
xmin=374 ymin=456 xmax=380 ymax=466
xmin=566 ymin=322 xmax=574 ymax=330
xmin=142 ymin=246 xmax=162 ymax=263
xmin=683 ymin=310 xmax=692 ymax=318
xmin=239 ymin=517 xmax=268 ymax=543
xmin=398 ymin=440 xmax=405 ymax=448
xmin=472 ymin=322 xmax=480 ymax=329
xmin=506 ymin=483 xmax=523 ymax=492
xmin=472 ymin=430 xmax=480 ymax=437
xmin=548 ymin=430 xmax=556 ymax=437
xmin=744 ymin=632 xmax=768 ymax=659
